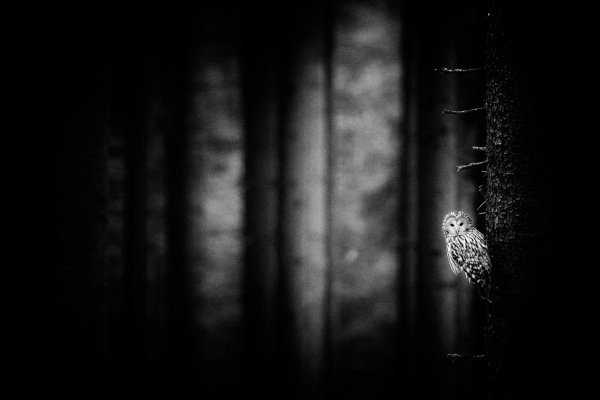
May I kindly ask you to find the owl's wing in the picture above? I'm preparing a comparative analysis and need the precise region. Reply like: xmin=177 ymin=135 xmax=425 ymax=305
xmin=470 ymin=229 xmax=492 ymax=273
xmin=463 ymin=258 xmax=491 ymax=301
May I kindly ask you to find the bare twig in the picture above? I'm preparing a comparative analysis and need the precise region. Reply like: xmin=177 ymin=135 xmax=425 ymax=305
xmin=477 ymin=200 xmax=487 ymax=212
xmin=435 ymin=67 xmax=483 ymax=73
xmin=446 ymin=353 xmax=486 ymax=363
xmin=443 ymin=107 xmax=485 ymax=115
xmin=472 ymin=146 xmax=486 ymax=151
xmin=446 ymin=353 xmax=486 ymax=359
xmin=457 ymin=160 xmax=488 ymax=172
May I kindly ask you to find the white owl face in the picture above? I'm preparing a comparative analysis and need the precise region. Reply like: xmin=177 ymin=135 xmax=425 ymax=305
xmin=442 ymin=211 xmax=473 ymax=236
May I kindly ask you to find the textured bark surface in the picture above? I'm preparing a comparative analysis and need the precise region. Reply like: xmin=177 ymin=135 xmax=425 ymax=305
xmin=485 ymin=1 xmax=564 ymax=398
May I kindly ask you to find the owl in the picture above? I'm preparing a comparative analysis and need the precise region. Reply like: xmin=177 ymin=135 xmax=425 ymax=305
xmin=442 ymin=211 xmax=491 ymax=301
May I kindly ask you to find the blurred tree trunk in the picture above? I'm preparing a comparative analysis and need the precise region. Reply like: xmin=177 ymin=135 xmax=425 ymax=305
xmin=184 ymin=5 xmax=245 ymax=394
xmin=329 ymin=1 xmax=402 ymax=398
xmin=106 ymin=10 xmax=192 ymax=386
xmin=485 ymin=1 xmax=563 ymax=398
xmin=277 ymin=2 xmax=329 ymax=398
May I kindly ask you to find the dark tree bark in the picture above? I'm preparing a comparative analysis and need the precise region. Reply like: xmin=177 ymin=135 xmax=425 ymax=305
xmin=485 ymin=1 xmax=568 ymax=398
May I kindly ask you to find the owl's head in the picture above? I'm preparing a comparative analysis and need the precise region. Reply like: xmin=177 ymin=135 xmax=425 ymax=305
xmin=442 ymin=211 xmax=473 ymax=237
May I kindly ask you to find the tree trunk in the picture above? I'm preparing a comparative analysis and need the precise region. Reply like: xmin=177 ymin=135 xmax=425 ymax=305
xmin=184 ymin=5 xmax=245 ymax=394
xmin=329 ymin=1 xmax=402 ymax=398
xmin=485 ymin=1 xmax=565 ymax=397
xmin=277 ymin=2 xmax=329 ymax=398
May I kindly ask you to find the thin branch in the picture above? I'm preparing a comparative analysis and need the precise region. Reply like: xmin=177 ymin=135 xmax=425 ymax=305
xmin=477 ymin=200 xmax=487 ymax=212
xmin=446 ymin=353 xmax=486 ymax=364
xmin=472 ymin=146 xmax=486 ymax=151
xmin=435 ymin=67 xmax=483 ymax=73
xmin=446 ymin=353 xmax=486 ymax=359
xmin=456 ymin=160 xmax=488 ymax=172
xmin=443 ymin=107 xmax=485 ymax=115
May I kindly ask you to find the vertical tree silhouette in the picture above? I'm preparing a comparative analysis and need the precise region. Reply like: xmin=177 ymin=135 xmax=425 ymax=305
xmin=485 ymin=1 xmax=566 ymax=398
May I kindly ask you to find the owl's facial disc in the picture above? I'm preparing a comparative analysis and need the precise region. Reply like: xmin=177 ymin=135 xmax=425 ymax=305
xmin=443 ymin=211 xmax=472 ymax=237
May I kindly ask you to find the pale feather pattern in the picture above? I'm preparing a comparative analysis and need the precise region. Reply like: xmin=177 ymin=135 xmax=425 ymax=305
xmin=446 ymin=241 xmax=461 ymax=275
xmin=442 ymin=211 xmax=491 ymax=301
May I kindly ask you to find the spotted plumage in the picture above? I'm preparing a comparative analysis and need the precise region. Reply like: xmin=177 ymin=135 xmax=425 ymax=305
xmin=442 ymin=211 xmax=491 ymax=301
